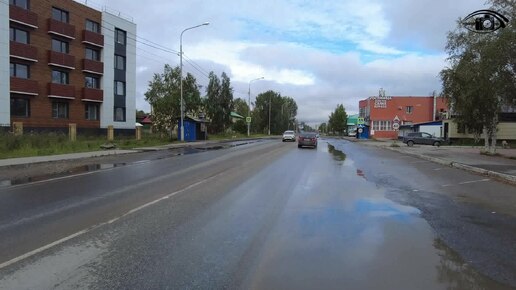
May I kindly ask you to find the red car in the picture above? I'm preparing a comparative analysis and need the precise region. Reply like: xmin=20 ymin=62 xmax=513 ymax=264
xmin=298 ymin=132 xmax=318 ymax=149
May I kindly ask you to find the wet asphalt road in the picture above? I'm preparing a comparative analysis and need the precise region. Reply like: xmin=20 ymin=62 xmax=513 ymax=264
xmin=1 ymin=138 xmax=515 ymax=289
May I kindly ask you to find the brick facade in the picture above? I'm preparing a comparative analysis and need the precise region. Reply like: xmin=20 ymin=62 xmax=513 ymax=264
xmin=9 ymin=0 xmax=104 ymax=129
xmin=359 ymin=96 xmax=448 ymax=139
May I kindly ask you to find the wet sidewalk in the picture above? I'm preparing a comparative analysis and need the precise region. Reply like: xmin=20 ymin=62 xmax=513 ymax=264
xmin=0 ymin=150 xmax=138 ymax=168
xmin=346 ymin=138 xmax=516 ymax=185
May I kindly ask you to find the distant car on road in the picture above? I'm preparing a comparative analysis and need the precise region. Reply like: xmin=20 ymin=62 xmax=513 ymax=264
xmin=402 ymin=132 xmax=445 ymax=147
xmin=282 ymin=130 xmax=296 ymax=142
xmin=298 ymin=132 xmax=318 ymax=148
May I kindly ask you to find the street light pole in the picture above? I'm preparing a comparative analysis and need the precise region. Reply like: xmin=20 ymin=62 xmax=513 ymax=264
xmin=247 ymin=77 xmax=264 ymax=136
xmin=180 ymin=22 xmax=209 ymax=142
xmin=268 ymin=95 xmax=271 ymax=135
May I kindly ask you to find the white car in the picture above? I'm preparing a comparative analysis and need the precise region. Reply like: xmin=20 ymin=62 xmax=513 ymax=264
xmin=282 ymin=130 xmax=296 ymax=142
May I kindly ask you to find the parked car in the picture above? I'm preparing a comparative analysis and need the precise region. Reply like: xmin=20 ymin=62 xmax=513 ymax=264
xmin=402 ymin=132 xmax=445 ymax=147
xmin=282 ymin=130 xmax=296 ymax=142
xmin=298 ymin=132 xmax=318 ymax=148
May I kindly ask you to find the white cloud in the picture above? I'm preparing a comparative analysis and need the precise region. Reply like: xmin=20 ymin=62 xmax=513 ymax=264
xmin=89 ymin=0 xmax=488 ymax=125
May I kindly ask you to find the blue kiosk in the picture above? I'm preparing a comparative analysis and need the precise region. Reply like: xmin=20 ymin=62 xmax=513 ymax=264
xmin=177 ymin=116 xmax=209 ymax=142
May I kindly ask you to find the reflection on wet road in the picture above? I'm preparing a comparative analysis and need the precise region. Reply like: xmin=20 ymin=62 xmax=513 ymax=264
xmin=0 ymin=139 xmax=512 ymax=289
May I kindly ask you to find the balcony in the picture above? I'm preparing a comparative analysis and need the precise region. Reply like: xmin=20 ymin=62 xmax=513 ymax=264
xmin=10 ymin=77 xmax=39 ymax=95
xmin=9 ymin=5 xmax=38 ymax=28
xmin=48 ymin=19 xmax=75 ymax=39
xmin=82 ymin=30 xmax=104 ymax=48
xmin=48 ymin=51 xmax=75 ymax=69
xmin=82 ymin=59 xmax=103 ymax=75
xmin=82 ymin=88 xmax=103 ymax=102
xmin=10 ymin=42 xmax=38 ymax=62
xmin=48 ymin=83 xmax=75 ymax=99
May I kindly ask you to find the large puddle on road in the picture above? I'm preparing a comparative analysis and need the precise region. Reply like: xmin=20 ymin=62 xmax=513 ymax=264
xmin=248 ymin=141 xmax=512 ymax=290
xmin=0 ymin=141 xmax=266 ymax=187
xmin=0 ymin=147 xmax=204 ymax=187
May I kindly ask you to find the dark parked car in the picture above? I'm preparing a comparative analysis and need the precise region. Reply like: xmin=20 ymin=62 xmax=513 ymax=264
xmin=298 ymin=132 xmax=318 ymax=148
xmin=402 ymin=132 xmax=444 ymax=147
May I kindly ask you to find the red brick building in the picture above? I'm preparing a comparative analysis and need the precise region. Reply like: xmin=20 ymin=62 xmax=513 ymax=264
xmin=359 ymin=96 xmax=448 ymax=139
xmin=1 ymin=0 xmax=136 ymax=133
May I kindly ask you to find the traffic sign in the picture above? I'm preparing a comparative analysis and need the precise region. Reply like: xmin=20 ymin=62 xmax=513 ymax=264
xmin=358 ymin=128 xmax=363 ymax=134
xmin=246 ymin=117 xmax=252 ymax=123
xmin=357 ymin=117 xmax=365 ymax=125
xmin=392 ymin=123 xmax=400 ymax=130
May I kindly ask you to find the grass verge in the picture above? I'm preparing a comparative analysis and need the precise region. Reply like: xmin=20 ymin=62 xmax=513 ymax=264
xmin=0 ymin=132 xmax=171 ymax=159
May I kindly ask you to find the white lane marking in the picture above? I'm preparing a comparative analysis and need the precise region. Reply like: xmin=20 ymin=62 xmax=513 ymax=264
xmin=441 ymin=178 xmax=490 ymax=187
xmin=433 ymin=168 xmax=445 ymax=171
xmin=0 ymin=172 xmax=224 ymax=270
xmin=458 ymin=179 xmax=490 ymax=185
xmin=412 ymin=189 xmax=419 ymax=192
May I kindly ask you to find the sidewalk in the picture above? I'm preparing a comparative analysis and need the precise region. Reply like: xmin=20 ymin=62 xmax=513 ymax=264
xmin=351 ymin=138 xmax=516 ymax=185
xmin=0 ymin=150 xmax=138 ymax=167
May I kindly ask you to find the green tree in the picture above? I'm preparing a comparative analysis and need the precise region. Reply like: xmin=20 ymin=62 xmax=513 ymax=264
xmin=328 ymin=104 xmax=347 ymax=135
xmin=206 ymin=72 xmax=234 ymax=134
xmin=233 ymin=98 xmax=249 ymax=134
xmin=144 ymin=64 xmax=201 ymax=137
xmin=440 ymin=0 xmax=515 ymax=154
xmin=252 ymin=90 xmax=298 ymax=134
xmin=318 ymin=123 xmax=327 ymax=134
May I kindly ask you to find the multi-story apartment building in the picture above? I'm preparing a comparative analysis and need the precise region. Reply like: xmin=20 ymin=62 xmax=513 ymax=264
xmin=0 ymin=0 xmax=136 ymax=133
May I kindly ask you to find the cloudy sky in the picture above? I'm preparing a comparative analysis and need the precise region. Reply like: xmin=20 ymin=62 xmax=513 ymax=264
xmin=87 ymin=0 xmax=486 ymax=125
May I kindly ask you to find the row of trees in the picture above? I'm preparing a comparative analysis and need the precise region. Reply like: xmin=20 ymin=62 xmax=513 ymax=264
xmin=440 ymin=0 xmax=515 ymax=154
xmin=144 ymin=64 xmax=298 ymax=137
xmin=319 ymin=104 xmax=348 ymax=135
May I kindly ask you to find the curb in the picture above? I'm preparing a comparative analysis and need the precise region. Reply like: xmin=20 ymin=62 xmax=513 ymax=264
xmin=383 ymin=146 xmax=516 ymax=186
xmin=0 ymin=137 xmax=275 ymax=167
xmin=0 ymin=150 xmax=138 ymax=168
xmin=135 ymin=137 xmax=276 ymax=151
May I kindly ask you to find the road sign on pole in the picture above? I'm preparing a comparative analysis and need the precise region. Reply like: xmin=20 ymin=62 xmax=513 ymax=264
xmin=246 ymin=117 xmax=252 ymax=123
xmin=393 ymin=115 xmax=400 ymax=131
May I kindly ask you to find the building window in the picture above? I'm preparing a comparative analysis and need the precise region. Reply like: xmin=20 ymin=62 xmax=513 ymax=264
xmin=52 ymin=7 xmax=69 ymax=23
xmin=85 ymin=103 xmax=100 ymax=120
xmin=10 ymin=63 xmax=29 ymax=79
xmin=85 ymin=47 xmax=100 ymax=61
xmin=52 ymin=39 xmax=69 ymax=53
xmin=85 ymin=76 xmax=100 ymax=88
xmin=9 ymin=0 xmax=28 ymax=9
xmin=114 ymin=107 xmax=125 ymax=122
xmin=52 ymin=70 xmax=69 ymax=84
xmin=114 ymin=55 xmax=125 ymax=70
xmin=406 ymin=106 xmax=413 ymax=114
xmin=85 ymin=19 xmax=100 ymax=33
xmin=115 ymin=29 xmax=126 ymax=45
xmin=52 ymin=102 xmax=69 ymax=119
xmin=372 ymin=120 xmax=392 ymax=131
xmin=10 ymin=98 xmax=30 ymax=117
xmin=114 ymin=81 xmax=125 ymax=95
xmin=9 ymin=27 xmax=29 ymax=44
